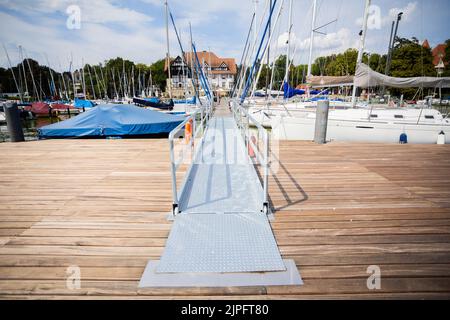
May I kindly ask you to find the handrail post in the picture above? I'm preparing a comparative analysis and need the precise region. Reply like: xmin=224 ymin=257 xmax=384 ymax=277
xmin=169 ymin=138 xmax=179 ymax=215
xmin=263 ymin=130 xmax=269 ymax=214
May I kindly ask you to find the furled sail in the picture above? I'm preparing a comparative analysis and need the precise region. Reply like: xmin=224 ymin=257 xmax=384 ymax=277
xmin=307 ymin=75 xmax=354 ymax=87
xmin=354 ymin=63 xmax=450 ymax=88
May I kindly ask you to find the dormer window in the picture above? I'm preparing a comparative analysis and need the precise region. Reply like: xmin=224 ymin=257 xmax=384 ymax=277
xmin=425 ymin=115 xmax=435 ymax=119
xmin=370 ymin=114 xmax=378 ymax=118
xmin=217 ymin=62 xmax=229 ymax=71
xmin=394 ymin=115 xmax=404 ymax=119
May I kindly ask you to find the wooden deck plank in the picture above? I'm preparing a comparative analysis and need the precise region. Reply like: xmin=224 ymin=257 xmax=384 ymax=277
xmin=0 ymin=139 xmax=449 ymax=299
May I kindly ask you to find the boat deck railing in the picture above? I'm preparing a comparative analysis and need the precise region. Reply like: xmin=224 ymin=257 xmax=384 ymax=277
xmin=168 ymin=102 xmax=214 ymax=215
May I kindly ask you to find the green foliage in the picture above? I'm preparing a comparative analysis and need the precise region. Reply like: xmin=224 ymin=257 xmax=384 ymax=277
xmin=0 ymin=37 xmax=445 ymax=99
xmin=257 ymin=64 xmax=271 ymax=89
xmin=444 ymin=39 xmax=450 ymax=76
xmin=1 ymin=57 xmax=168 ymax=100
xmin=390 ymin=37 xmax=435 ymax=77
xmin=150 ymin=59 xmax=167 ymax=92
xmin=389 ymin=37 xmax=436 ymax=98
xmin=311 ymin=49 xmax=358 ymax=76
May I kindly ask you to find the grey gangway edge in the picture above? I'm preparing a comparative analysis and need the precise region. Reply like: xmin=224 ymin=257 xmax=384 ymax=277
xmin=139 ymin=101 xmax=302 ymax=288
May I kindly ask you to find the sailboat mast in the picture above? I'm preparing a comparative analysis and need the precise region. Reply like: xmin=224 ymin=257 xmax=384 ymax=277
xmin=189 ymin=22 xmax=196 ymax=97
xmin=111 ymin=68 xmax=118 ymax=100
xmin=254 ymin=0 xmax=258 ymax=46
xmin=285 ymin=0 xmax=293 ymax=86
xmin=265 ymin=0 xmax=272 ymax=98
xmin=99 ymin=66 xmax=108 ymax=99
xmin=149 ymin=69 xmax=153 ymax=96
xmin=19 ymin=46 xmax=29 ymax=100
xmin=58 ymin=60 xmax=69 ymax=101
xmin=87 ymin=65 xmax=96 ymax=100
xmin=81 ymin=59 xmax=86 ymax=98
xmin=307 ymin=0 xmax=317 ymax=78
xmin=138 ymin=68 xmax=141 ymax=96
xmin=165 ymin=0 xmax=172 ymax=98
xmin=93 ymin=66 xmax=101 ymax=100
xmin=45 ymin=54 xmax=56 ymax=99
xmin=24 ymin=50 xmax=40 ymax=101
xmin=131 ymin=66 xmax=135 ymax=98
xmin=351 ymin=0 xmax=371 ymax=108
xmin=2 ymin=44 xmax=23 ymax=102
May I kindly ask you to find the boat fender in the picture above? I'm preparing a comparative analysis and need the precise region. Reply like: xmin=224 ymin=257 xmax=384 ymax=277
xmin=437 ymin=131 xmax=446 ymax=145
xmin=248 ymin=136 xmax=257 ymax=158
xmin=399 ymin=133 xmax=408 ymax=144
xmin=185 ymin=120 xmax=193 ymax=144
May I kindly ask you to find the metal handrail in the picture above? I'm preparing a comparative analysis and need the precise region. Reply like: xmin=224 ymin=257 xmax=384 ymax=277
xmin=169 ymin=103 xmax=213 ymax=215
xmin=231 ymin=100 xmax=270 ymax=215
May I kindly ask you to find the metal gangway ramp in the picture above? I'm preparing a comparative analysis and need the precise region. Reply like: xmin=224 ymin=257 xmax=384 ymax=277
xmin=140 ymin=101 xmax=302 ymax=287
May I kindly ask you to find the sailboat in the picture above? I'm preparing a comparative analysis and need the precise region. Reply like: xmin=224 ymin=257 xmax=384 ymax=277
xmin=270 ymin=0 xmax=450 ymax=144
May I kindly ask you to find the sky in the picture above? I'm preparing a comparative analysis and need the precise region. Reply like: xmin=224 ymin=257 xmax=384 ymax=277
xmin=0 ymin=0 xmax=449 ymax=71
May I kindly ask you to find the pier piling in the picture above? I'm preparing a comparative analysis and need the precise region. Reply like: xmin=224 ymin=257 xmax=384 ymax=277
xmin=4 ymin=102 xmax=25 ymax=142
xmin=314 ymin=100 xmax=329 ymax=144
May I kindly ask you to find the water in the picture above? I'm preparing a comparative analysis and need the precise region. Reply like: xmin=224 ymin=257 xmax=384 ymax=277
xmin=0 ymin=116 xmax=70 ymax=142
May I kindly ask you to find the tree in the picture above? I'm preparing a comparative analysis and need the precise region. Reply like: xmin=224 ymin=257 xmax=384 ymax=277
xmin=150 ymin=59 xmax=167 ymax=93
xmin=390 ymin=37 xmax=435 ymax=77
xmin=389 ymin=37 xmax=436 ymax=98
xmin=257 ymin=64 xmax=271 ymax=89
xmin=310 ymin=49 xmax=358 ymax=77
xmin=444 ymin=39 xmax=450 ymax=76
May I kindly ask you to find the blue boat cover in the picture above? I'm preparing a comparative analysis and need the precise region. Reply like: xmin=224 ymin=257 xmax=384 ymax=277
xmin=173 ymin=96 xmax=196 ymax=104
xmin=283 ymin=83 xmax=329 ymax=98
xmin=143 ymin=97 xmax=160 ymax=103
xmin=74 ymin=98 xmax=95 ymax=109
xmin=133 ymin=97 xmax=174 ymax=110
xmin=283 ymin=82 xmax=306 ymax=99
xmin=38 ymin=104 xmax=184 ymax=138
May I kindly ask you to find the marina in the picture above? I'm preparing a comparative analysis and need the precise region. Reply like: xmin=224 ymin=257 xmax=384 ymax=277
xmin=0 ymin=102 xmax=449 ymax=299
xmin=0 ymin=0 xmax=450 ymax=304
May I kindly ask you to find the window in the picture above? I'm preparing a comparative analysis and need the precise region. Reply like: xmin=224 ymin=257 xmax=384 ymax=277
xmin=394 ymin=115 xmax=404 ymax=119
xmin=425 ymin=115 xmax=435 ymax=119
xmin=370 ymin=114 xmax=378 ymax=118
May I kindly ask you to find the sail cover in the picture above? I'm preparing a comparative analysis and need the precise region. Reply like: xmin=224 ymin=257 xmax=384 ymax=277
xmin=307 ymin=75 xmax=354 ymax=87
xmin=38 ymin=104 xmax=184 ymax=138
xmin=74 ymin=98 xmax=95 ymax=109
xmin=355 ymin=63 xmax=450 ymax=88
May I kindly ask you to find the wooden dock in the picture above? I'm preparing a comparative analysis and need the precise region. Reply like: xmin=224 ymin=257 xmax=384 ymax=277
xmin=0 ymin=139 xmax=449 ymax=299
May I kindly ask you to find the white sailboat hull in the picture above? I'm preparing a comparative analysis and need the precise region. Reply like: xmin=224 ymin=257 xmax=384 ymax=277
xmin=272 ymin=116 xmax=450 ymax=144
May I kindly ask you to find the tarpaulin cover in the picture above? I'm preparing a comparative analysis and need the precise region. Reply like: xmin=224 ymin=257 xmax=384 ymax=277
xmin=51 ymin=103 xmax=74 ymax=110
xmin=283 ymin=83 xmax=327 ymax=98
xmin=173 ymin=96 xmax=196 ymax=104
xmin=283 ymin=82 xmax=306 ymax=99
xmin=74 ymin=98 xmax=95 ymax=109
xmin=306 ymin=75 xmax=354 ymax=87
xmin=25 ymin=102 xmax=51 ymax=115
xmin=143 ymin=97 xmax=160 ymax=103
xmin=355 ymin=63 xmax=450 ymax=88
xmin=38 ymin=104 xmax=184 ymax=138
xmin=133 ymin=97 xmax=174 ymax=110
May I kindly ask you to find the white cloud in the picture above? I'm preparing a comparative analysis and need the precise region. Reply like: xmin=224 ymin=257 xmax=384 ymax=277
xmin=0 ymin=10 xmax=165 ymax=69
xmin=355 ymin=1 xmax=418 ymax=27
xmin=384 ymin=1 xmax=417 ymax=25
xmin=0 ymin=0 xmax=153 ymax=25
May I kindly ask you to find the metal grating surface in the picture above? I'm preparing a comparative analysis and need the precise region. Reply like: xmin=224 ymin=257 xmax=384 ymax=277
xmin=180 ymin=164 xmax=260 ymax=213
xmin=156 ymin=213 xmax=286 ymax=273
xmin=179 ymin=116 xmax=263 ymax=214
xmin=140 ymin=260 xmax=302 ymax=288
